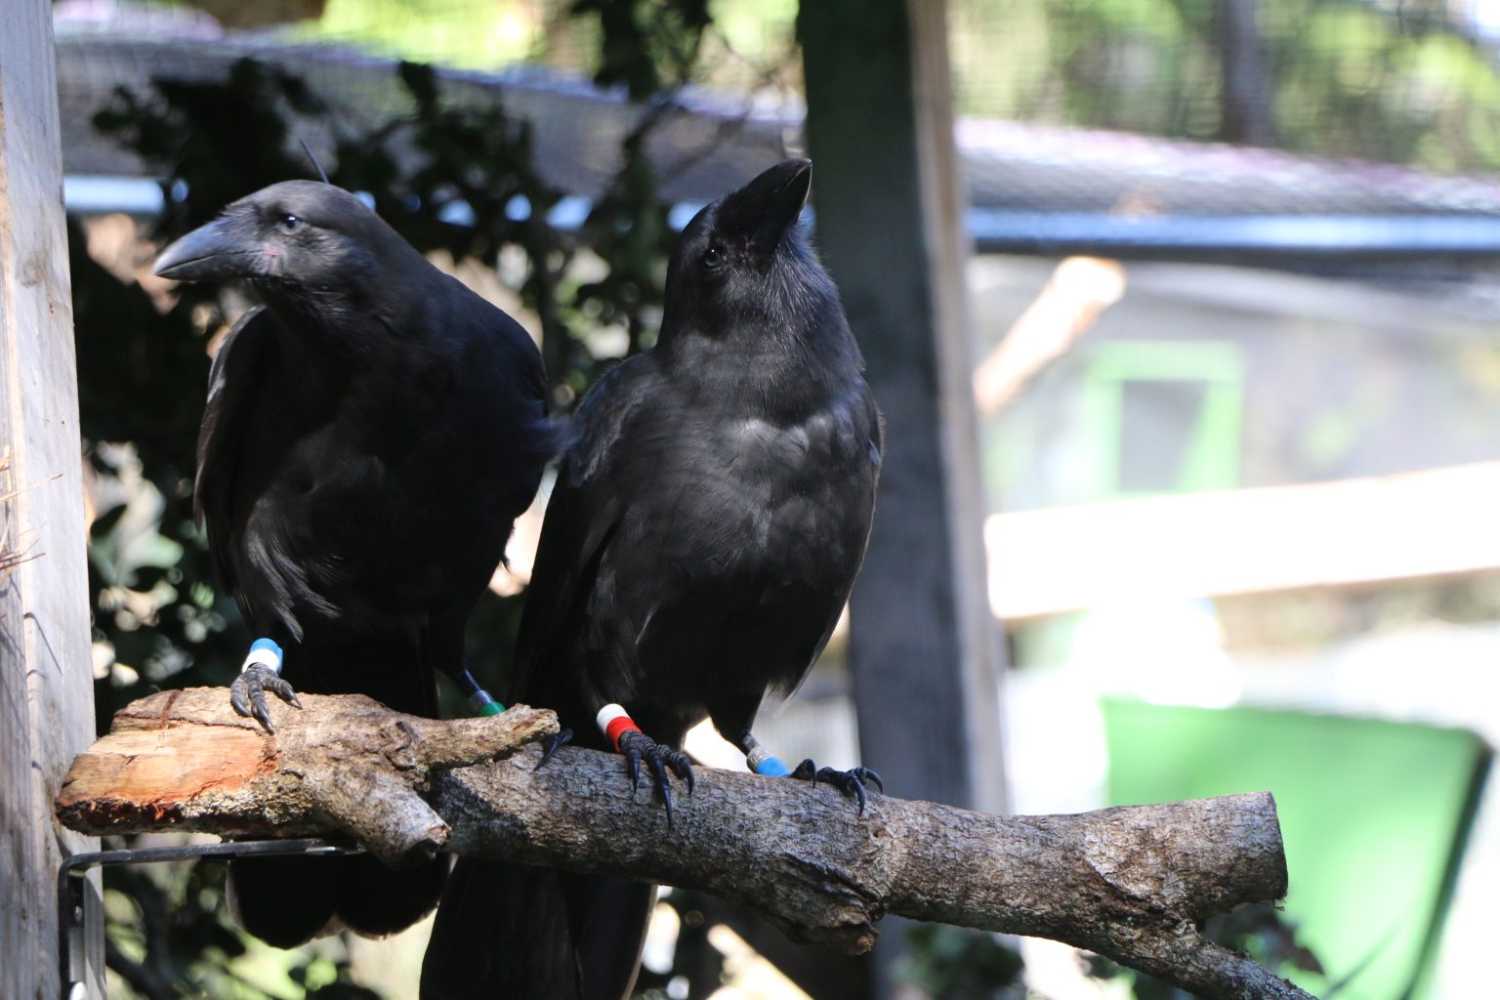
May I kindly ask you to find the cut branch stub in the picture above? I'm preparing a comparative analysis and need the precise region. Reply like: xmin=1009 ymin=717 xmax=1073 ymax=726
xmin=54 ymin=688 xmax=556 ymax=863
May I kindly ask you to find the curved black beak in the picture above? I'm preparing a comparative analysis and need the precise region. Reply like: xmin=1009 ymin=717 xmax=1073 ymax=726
xmin=723 ymin=158 xmax=813 ymax=255
xmin=153 ymin=214 xmax=259 ymax=283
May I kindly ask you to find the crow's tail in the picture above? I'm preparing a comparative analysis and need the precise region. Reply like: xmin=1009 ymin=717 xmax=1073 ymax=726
xmin=226 ymin=646 xmax=448 ymax=948
xmin=227 ymin=852 xmax=448 ymax=948
xmin=420 ymin=858 xmax=653 ymax=1000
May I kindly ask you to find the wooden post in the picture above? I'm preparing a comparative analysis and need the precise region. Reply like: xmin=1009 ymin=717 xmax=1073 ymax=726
xmin=800 ymin=0 xmax=1007 ymax=992
xmin=1 ymin=3 xmax=103 ymax=997
xmin=799 ymin=0 xmax=1006 ymax=826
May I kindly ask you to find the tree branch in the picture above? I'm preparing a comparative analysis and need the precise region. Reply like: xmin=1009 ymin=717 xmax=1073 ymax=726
xmin=56 ymin=689 xmax=1312 ymax=999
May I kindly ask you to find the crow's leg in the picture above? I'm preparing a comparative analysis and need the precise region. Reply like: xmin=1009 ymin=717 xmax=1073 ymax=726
xmin=428 ymin=610 xmax=503 ymax=716
xmin=230 ymin=638 xmax=301 ymax=732
xmin=453 ymin=665 xmax=505 ymax=717
xmin=596 ymin=704 xmax=694 ymax=828
xmin=709 ymin=694 xmax=883 ymax=814
xmin=735 ymin=732 xmax=882 ymax=815
xmin=736 ymin=731 xmax=793 ymax=776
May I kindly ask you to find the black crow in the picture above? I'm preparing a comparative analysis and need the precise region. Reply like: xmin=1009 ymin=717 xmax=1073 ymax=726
xmin=153 ymin=180 xmax=553 ymax=947
xmin=421 ymin=159 xmax=883 ymax=999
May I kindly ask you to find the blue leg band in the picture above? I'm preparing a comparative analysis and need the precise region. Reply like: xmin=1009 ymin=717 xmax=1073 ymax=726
xmin=751 ymin=752 xmax=791 ymax=777
xmin=242 ymin=637 xmax=284 ymax=674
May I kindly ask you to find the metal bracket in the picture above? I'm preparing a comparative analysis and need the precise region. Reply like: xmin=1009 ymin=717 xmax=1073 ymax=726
xmin=58 ymin=838 xmax=364 ymax=999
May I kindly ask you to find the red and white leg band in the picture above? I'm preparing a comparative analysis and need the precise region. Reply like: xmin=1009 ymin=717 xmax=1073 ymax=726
xmin=596 ymin=703 xmax=641 ymax=752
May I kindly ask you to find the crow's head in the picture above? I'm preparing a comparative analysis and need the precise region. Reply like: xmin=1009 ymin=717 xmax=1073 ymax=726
xmin=664 ymin=159 xmax=839 ymax=343
xmin=154 ymin=180 xmax=419 ymax=318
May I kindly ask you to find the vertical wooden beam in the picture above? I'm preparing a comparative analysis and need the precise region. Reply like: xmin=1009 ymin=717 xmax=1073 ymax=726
xmin=800 ymin=0 xmax=1007 ymax=991
xmin=0 ymin=2 xmax=103 ymax=997
xmin=800 ymin=0 xmax=1007 ymax=818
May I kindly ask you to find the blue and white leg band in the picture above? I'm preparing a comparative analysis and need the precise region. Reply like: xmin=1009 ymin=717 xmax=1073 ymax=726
xmin=745 ymin=741 xmax=791 ymax=777
xmin=241 ymin=637 xmax=284 ymax=675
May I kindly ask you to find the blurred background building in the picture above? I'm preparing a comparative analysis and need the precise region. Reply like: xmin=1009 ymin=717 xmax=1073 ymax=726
xmin=55 ymin=1 xmax=1499 ymax=998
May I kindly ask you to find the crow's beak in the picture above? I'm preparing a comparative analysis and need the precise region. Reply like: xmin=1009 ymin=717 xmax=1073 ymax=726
xmin=728 ymin=158 xmax=813 ymax=255
xmin=153 ymin=215 xmax=259 ymax=283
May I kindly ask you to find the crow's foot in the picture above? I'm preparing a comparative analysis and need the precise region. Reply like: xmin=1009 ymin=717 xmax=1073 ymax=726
xmin=230 ymin=665 xmax=301 ymax=732
xmin=535 ymin=727 xmax=573 ymax=770
xmin=791 ymin=760 xmax=883 ymax=815
xmin=617 ymin=730 xmax=694 ymax=828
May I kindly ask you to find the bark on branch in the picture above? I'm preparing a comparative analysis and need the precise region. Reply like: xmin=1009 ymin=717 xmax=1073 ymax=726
xmin=56 ymin=689 xmax=1312 ymax=999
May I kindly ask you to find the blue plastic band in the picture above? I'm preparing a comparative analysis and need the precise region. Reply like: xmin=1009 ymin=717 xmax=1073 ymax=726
xmin=242 ymin=637 xmax=284 ymax=674
xmin=753 ymin=755 xmax=791 ymax=778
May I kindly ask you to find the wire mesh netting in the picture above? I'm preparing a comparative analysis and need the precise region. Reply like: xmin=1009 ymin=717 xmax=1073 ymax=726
xmin=55 ymin=0 xmax=1500 ymax=249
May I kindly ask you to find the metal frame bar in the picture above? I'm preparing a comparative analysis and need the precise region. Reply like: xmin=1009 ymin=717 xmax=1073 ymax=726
xmin=57 ymin=838 xmax=363 ymax=999
xmin=62 ymin=175 xmax=1500 ymax=261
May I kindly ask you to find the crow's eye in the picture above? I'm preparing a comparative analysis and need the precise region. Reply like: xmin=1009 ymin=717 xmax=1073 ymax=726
xmin=278 ymin=214 xmax=304 ymax=234
xmin=703 ymin=245 xmax=725 ymax=269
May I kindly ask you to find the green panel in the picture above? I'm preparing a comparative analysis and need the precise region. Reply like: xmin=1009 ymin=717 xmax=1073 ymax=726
xmin=1080 ymin=340 xmax=1244 ymax=498
xmin=1102 ymin=700 xmax=1490 ymax=999
xmin=1179 ymin=375 xmax=1243 ymax=492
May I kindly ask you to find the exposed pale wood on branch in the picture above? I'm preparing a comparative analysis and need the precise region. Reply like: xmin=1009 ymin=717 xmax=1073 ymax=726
xmin=56 ymin=689 xmax=556 ymax=864
xmin=58 ymin=690 xmax=1311 ymax=999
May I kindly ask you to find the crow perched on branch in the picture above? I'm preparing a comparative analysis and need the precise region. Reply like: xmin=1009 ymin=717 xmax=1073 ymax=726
xmin=422 ymin=159 xmax=883 ymax=999
xmin=153 ymin=180 xmax=553 ymax=946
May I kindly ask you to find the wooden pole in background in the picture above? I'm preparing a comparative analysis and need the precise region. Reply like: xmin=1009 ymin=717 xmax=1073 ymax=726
xmin=0 ymin=2 xmax=102 ymax=995
xmin=800 ymin=0 xmax=1008 ymax=993
xmin=799 ymin=0 xmax=1007 ymax=821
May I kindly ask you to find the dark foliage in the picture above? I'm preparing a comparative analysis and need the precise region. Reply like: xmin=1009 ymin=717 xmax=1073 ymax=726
xmin=573 ymin=0 xmax=712 ymax=99
xmin=898 ymin=925 xmax=1026 ymax=999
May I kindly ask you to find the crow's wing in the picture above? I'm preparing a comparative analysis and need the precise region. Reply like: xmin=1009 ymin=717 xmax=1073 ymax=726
xmin=194 ymin=306 xmax=277 ymax=604
xmin=192 ymin=306 xmax=335 ymax=641
xmin=507 ymin=354 xmax=661 ymax=703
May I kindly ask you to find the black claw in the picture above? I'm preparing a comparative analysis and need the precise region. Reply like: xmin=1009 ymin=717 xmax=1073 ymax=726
xmin=818 ymin=767 xmax=868 ymax=815
xmin=670 ymin=751 xmax=695 ymax=795
xmin=535 ymin=727 xmax=574 ymax=770
xmin=791 ymin=759 xmax=882 ymax=815
xmin=275 ymin=678 xmax=303 ymax=709
xmin=651 ymin=758 xmax=675 ymax=829
xmin=617 ymin=731 xmax=693 ymax=827
xmin=229 ymin=665 xmax=298 ymax=734
xmin=624 ymin=743 xmax=643 ymax=792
